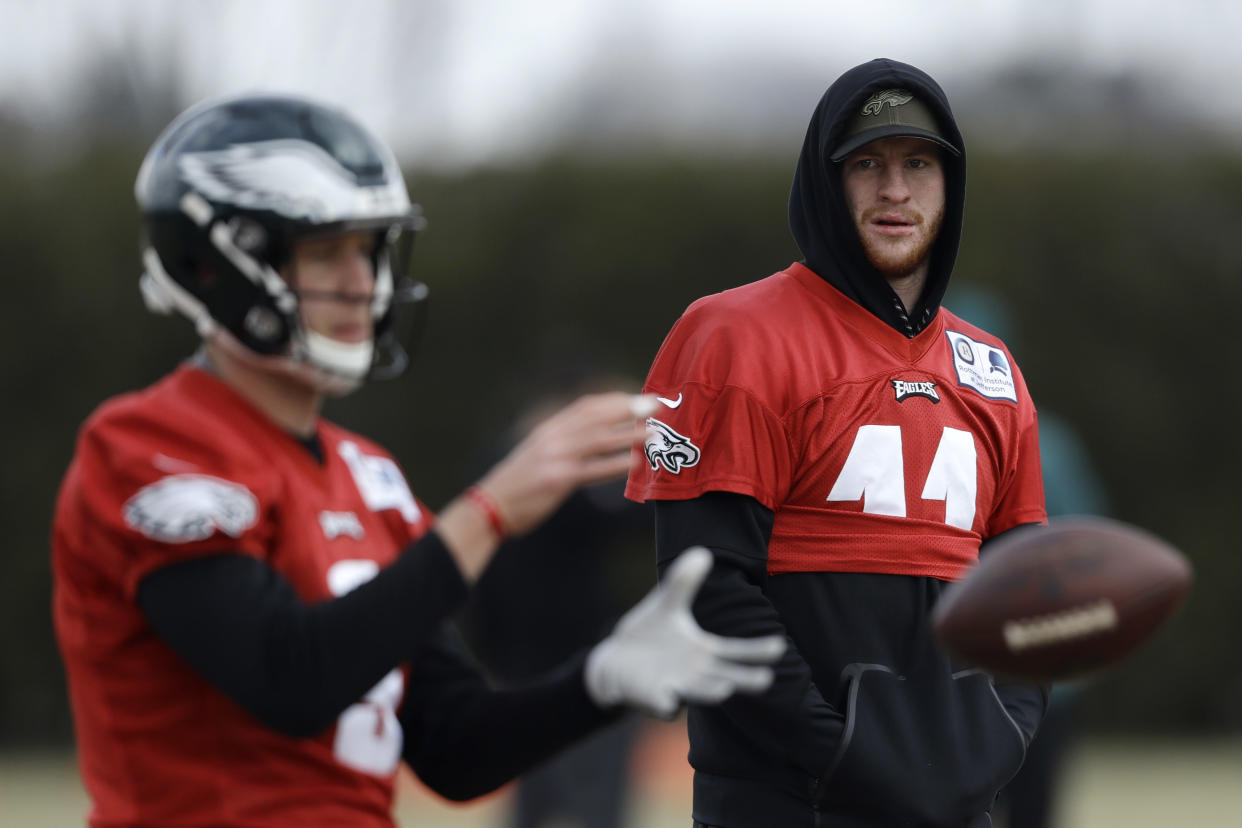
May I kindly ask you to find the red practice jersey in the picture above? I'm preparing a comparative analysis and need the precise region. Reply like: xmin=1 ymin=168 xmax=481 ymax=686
xmin=52 ymin=365 xmax=432 ymax=827
xmin=626 ymin=263 xmax=1047 ymax=580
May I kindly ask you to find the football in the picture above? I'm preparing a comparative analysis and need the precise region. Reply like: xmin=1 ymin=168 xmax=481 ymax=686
xmin=932 ymin=517 xmax=1192 ymax=681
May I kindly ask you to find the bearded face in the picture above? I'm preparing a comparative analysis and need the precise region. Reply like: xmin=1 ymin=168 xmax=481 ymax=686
xmin=856 ymin=200 xmax=944 ymax=279
xmin=841 ymin=136 xmax=946 ymax=283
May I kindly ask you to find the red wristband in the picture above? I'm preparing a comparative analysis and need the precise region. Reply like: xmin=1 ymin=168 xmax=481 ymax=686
xmin=464 ymin=486 xmax=507 ymax=541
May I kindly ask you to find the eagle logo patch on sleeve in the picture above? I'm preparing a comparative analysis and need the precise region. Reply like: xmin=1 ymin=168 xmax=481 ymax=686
xmin=123 ymin=474 xmax=259 ymax=543
xmin=644 ymin=418 xmax=701 ymax=474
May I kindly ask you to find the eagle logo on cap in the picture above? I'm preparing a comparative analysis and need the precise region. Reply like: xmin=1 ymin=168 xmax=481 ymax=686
xmin=861 ymin=89 xmax=914 ymax=116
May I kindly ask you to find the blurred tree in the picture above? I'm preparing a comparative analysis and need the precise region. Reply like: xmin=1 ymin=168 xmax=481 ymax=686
xmin=4 ymin=136 xmax=1240 ymax=746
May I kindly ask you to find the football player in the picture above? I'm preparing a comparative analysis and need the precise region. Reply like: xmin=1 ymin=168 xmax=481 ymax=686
xmin=626 ymin=59 xmax=1049 ymax=827
xmin=51 ymin=94 xmax=784 ymax=828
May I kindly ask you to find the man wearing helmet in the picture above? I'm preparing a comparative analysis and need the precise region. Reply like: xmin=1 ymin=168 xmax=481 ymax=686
xmin=133 ymin=93 xmax=422 ymax=394
xmin=51 ymin=94 xmax=784 ymax=828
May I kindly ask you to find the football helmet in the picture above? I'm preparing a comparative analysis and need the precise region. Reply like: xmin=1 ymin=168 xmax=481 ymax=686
xmin=135 ymin=93 xmax=427 ymax=394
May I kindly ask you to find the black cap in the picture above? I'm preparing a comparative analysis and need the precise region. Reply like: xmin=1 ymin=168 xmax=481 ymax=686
xmin=830 ymin=88 xmax=960 ymax=162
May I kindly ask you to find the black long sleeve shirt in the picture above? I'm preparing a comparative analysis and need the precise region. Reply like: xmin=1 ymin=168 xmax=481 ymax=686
xmin=655 ymin=492 xmax=1047 ymax=827
xmin=137 ymin=529 xmax=618 ymax=801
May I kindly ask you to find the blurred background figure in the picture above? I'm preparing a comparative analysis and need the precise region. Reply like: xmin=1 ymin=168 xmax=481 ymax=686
xmin=946 ymin=286 xmax=1111 ymax=828
xmin=460 ymin=366 xmax=654 ymax=828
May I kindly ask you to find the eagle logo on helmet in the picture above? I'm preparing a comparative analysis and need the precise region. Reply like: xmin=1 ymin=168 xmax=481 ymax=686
xmin=644 ymin=418 xmax=702 ymax=474
xmin=178 ymin=140 xmax=409 ymax=223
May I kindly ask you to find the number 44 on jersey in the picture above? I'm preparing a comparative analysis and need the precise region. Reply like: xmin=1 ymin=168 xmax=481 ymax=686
xmin=828 ymin=425 xmax=977 ymax=530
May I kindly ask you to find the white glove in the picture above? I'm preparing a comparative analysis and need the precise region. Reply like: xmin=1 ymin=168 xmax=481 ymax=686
xmin=584 ymin=547 xmax=786 ymax=718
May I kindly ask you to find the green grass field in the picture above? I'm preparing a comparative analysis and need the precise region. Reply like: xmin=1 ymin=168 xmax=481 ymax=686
xmin=3 ymin=728 xmax=1239 ymax=826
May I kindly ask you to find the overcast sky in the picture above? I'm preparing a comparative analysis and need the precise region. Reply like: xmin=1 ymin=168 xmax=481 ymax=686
xmin=4 ymin=0 xmax=1239 ymax=166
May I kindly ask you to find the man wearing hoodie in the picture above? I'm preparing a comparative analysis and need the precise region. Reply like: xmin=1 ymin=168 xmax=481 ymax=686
xmin=627 ymin=59 xmax=1049 ymax=827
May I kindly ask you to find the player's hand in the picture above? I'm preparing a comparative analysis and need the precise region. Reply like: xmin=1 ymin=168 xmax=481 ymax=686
xmin=473 ymin=391 xmax=656 ymax=537
xmin=584 ymin=547 xmax=786 ymax=718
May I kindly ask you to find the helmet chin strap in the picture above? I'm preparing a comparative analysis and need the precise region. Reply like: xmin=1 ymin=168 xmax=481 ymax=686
xmin=207 ymin=327 xmax=368 ymax=397
xmin=299 ymin=328 xmax=374 ymax=381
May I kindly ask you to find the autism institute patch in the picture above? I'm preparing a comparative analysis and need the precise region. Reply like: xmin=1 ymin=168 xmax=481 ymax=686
xmin=946 ymin=331 xmax=1017 ymax=402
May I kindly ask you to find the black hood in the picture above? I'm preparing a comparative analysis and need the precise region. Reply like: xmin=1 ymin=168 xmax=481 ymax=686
xmin=789 ymin=58 xmax=966 ymax=337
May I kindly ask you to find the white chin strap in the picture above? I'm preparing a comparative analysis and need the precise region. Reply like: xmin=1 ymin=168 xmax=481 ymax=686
xmin=207 ymin=328 xmax=368 ymax=397
xmin=301 ymin=328 xmax=375 ymax=381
